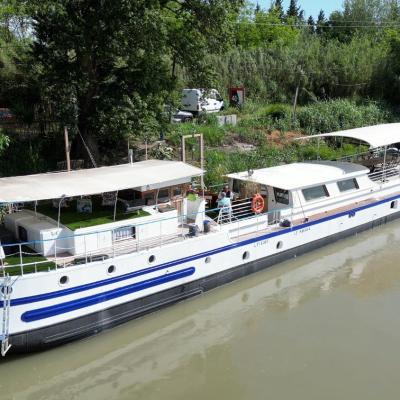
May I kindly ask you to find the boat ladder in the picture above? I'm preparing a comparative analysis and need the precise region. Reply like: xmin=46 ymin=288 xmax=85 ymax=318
xmin=1 ymin=274 xmax=12 ymax=357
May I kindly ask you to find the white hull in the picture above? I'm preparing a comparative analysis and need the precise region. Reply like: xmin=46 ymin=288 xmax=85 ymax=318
xmin=2 ymin=182 xmax=400 ymax=352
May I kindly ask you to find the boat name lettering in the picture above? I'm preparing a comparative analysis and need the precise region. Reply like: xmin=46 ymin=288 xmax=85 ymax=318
xmin=294 ymin=227 xmax=311 ymax=235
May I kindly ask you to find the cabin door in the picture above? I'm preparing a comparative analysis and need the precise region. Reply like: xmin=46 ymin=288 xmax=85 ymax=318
xmin=260 ymin=185 xmax=268 ymax=212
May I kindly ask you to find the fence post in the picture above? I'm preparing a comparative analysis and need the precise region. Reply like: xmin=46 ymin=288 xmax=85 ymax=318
xmin=54 ymin=238 xmax=58 ymax=269
xmin=19 ymin=244 xmax=23 ymax=275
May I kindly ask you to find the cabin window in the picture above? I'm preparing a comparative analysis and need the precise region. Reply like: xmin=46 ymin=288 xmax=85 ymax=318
xmin=143 ymin=191 xmax=155 ymax=205
xmin=273 ymin=187 xmax=290 ymax=205
xmin=157 ymin=189 xmax=170 ymax=202
xmin=337 ymin=178 xmax=359 ymax=192
xmin=172 ymin=186 xmax=182 ymax=197
xmin=302 ymin=185 xmax=329 ymax=202
xmin=113 ymin=226 xmax=135 ymax=241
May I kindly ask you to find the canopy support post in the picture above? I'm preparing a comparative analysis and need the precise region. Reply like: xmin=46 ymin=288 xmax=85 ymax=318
xmin=64 ymin=126 xmax=71 ymax=172
xmin=113 ymin=191 xmax=119 ymax=221
xmin=57 ymin=198 xmax=62 ymax=228
xmin=34 ymin=201 xmax=37 ymax=217
xmin=382 ymin=145 xmax=388 ymax=183
xmin=155 ymin=188 xmax=160 ymax=209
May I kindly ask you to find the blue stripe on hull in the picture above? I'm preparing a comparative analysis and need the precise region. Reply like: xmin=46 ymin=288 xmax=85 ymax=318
xmin=4 ymin=192 xmax=400 ymax=308
xmin=21 ymin=267 xmax=195 ymax=322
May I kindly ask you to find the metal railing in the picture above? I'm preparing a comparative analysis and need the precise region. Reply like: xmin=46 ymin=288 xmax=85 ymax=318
xmin=215 ymin=198 xmax=253 ymax=224
xmin=368 ymin=167 xmax=400 ymax=182
xmin=0 ymin=202 xmax=290 ymax=276
xmin=1 ymin=274 xmax=12 ymax=356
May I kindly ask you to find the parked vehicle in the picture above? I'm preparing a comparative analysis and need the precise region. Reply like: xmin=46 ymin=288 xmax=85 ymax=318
xmin=171 ymin=109 xmax=194 ymax=123
xmin=163 ymin=105 xmax=194 ymax=123
xmin=0 ymin=108 xmax=15 ymax=121
xmin=181 ymin=89 xmax=224 ymax=114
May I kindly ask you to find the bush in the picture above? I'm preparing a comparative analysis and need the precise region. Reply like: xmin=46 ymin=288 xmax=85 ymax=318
xmin=296 ymin=99 xmax=391 ymax=134
xmin=263 ymin=104 xmax=291 ymax=121
xmin=166 ymin=122 xmax=227 ymax=148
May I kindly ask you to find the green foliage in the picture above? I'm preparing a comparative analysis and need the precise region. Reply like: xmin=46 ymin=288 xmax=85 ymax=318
xmin=0 ymin=129 xmax=9 ymax=155
xmin=29 ymin=0 xmax=243 ymax=163
xmin=1 ymin=0 xmax=400 ymax=184
xmin=167 ymin=122 xmax=227 ymax=148
xmin=216 ymin=32 xmax=387 ymax=103
xmin=204 ymin=146 xmax=298 ymax=187
xmin=0 ymin=133 xmax=64 ymax=176
xmin=236 ymin=4 xmax=299 ymax=49
xmin=296 ymin=99 xmax=391 ymax=134
xmin=263 ymin=104 xmax=291 ymax=121
xmin=376 ymin=27 xmax=400 ymax=104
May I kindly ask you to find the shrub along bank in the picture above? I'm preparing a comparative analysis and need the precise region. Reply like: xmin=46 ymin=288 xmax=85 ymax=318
xmin=167 ymin=99 xmax=394 ymax=187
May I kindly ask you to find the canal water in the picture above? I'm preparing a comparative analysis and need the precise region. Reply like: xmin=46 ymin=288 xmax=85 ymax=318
xmin=1 ymin=222 xmax=400 ymax=400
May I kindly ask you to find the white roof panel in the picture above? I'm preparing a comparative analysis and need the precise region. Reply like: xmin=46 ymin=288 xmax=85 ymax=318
xmin=227 ymin=161 xmax=368 ymax=191
xmin=0 ymin=160 xmax=203 ymax=203
xmin=297 ymin=123 xmax=400 ymax=149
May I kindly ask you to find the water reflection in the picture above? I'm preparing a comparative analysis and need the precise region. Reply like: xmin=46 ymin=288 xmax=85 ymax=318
xmin=1 ymin=222 xmax=400 ymax=400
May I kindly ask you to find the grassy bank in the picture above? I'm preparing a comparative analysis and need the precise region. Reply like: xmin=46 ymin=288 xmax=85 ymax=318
xmin=166 ymin=99 xmax=388 ymax=187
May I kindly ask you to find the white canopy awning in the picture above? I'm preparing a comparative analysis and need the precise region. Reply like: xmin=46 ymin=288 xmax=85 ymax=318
xmin=296 ymin=123 xmax=400 ymax=149
xmin=227 ymin=161 xmax=368 ymax=191
xmin=0 ymin=160 xmax=204 ymax=203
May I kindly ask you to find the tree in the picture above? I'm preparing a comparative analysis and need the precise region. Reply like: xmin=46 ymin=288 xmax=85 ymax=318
xmin=269 ymin=0 xmax=284 ymax=21
xmin=287 ymin=0 xmax=300 ymax=19
xmin=307 ymin=16 xmax=315 ymax=34
xmin=30 ymin=0 xmax=243 ymax=163
xmin=377 ymin=28 xmax=400 ymax=103
xmin=388 ymin=0 xmax=400 ymax=21
xmin=316 ymin=10 xmax=326 ymax=35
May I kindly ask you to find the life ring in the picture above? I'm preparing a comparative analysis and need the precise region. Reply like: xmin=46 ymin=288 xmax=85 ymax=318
xmin=251 ymin=193 xmax=264 ymax=214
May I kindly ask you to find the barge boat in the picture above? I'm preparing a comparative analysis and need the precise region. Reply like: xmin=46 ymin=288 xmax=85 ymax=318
xmin=1 ymin=124 xmax=400 ymax=356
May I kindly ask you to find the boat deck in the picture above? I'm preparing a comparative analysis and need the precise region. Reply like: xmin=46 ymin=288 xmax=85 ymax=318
xmin=230 ymin=192 xmax=397 ymax=243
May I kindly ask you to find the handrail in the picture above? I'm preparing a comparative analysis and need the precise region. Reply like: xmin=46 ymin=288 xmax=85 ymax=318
xmin=0 ymin=197 xmax=293 ymax=275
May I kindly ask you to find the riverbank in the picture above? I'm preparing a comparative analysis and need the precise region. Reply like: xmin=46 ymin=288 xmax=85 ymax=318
xmin=165 ymin=99 xmax=393 ymax=187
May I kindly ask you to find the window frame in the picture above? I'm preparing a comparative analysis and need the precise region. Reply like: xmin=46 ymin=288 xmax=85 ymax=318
xmin=302 ymin=185 xmax=330 ymax=202
xmin=273 ymin=187 xmax=290 ymax=205
xmin=337 ymin=178 xmax=359 ymax=193
xmin=112 ymin=225 xmax=136 ymax=241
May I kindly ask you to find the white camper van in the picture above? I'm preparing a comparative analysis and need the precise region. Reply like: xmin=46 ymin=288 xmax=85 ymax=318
xmin=181 ymin=89 xmax=224 ymax=114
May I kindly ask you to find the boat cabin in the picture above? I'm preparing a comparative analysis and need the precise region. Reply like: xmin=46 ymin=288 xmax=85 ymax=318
xmin=0 ymin=160 xmax=204 ymax=258
xmin=226 ymin=160 xmax=374 ymax=221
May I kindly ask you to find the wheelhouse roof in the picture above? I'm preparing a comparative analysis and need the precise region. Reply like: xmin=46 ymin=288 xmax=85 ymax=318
xmin=0 ymin=160 xmax=204 ymax=204
xmin=296 ymin=123 xmax=400 ymax=149
xmin=227 ymin=161 xmax=368 ymax=191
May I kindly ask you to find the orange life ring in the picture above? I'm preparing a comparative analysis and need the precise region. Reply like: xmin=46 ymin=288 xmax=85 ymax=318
xmin=251 ymin=193 xmax=264 ymax=214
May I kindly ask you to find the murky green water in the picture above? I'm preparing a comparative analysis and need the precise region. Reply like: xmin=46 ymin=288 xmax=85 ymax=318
xmin=1 ymin=222 xmax=400 ymax=400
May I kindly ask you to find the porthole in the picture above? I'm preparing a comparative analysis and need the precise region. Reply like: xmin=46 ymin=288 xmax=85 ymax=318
xmin=276 ymin=241 xmax=283 ymax=250
xmin=205 ymin=257 xmax=211 ymax=264
xmin=59 ymin=275 xmax=69 ymax=285
xmin=148 ymin=255 xmax=156 ymax=264
xmin=242 ymin=251 xmax=250 ymax=260
xmin=107 ymin=265 xmax=116 ymax=274
xmin=391 ymin=200 xmax=398 ymax=209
